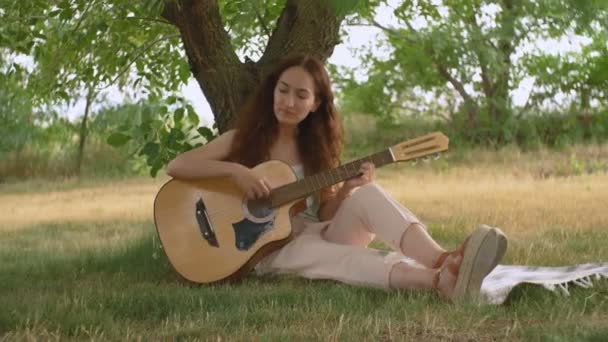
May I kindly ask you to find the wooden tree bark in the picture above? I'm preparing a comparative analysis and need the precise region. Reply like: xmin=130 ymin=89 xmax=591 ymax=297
xmin=75 ymin=87 xmax=94 ymax=176
xmin=161 ymin=0 xmax=342 ymax=133
xmin=490 ymin=0 xmax=516 ymax=123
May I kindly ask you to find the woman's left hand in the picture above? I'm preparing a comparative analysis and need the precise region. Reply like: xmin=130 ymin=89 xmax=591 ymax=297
xmin=343 ymin=162 xmax=375 ymax=192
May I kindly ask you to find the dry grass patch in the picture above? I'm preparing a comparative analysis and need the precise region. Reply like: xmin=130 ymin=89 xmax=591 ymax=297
xmin=0 ymin=177 xmax=168 ymax=231
xmin=379 ymin=170 xmax=608 ymax=235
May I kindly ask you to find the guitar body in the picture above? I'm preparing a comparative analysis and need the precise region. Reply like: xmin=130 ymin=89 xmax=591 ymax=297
xmin=154 ymin=160 xmax=299 ymax=284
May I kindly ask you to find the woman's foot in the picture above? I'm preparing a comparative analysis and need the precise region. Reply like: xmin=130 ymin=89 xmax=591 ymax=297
xmin=434 ymin=225 xmax=508 ymax=283
xmin=432 ymin=237 xmax=469 ymax=270
xmin=433 ymin=256 xmax=460 ymax=299
xmin=434 ymin=226 xmax=505 ymax=302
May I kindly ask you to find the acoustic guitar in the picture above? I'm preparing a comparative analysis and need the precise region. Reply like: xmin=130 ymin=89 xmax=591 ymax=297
xmin=154 ymin=131 xmax=449 ymax=284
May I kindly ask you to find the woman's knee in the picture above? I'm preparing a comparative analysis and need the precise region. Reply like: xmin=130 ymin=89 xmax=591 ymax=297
xmin=351 ymin=183 xmax=384 ymax=201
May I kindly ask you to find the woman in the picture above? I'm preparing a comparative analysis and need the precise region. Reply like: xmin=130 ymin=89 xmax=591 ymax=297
xmin=167 ymin=55 xmax=507 ymax=302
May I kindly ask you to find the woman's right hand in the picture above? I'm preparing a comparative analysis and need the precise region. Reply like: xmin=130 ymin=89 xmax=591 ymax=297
xmin=231 ymin=164 xmax=272 ymax=200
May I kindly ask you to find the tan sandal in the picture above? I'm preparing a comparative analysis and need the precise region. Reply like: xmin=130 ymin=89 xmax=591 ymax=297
xmin=450 ymin=225 xmax=500 ymax=303
xmin=433 ymin=236 xmax=470 ymax=269
xmin=432 ymin=258 xmax=459 ymax=298
xmin=488 ymin=225 xmax=508 ymax=268
xmin=435 ymin=226 xmax=508 ymax=272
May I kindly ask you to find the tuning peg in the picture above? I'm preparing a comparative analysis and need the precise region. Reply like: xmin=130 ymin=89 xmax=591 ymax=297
xmin=411 ymin=158 xmax=419 ymax=165
xmin=432 ymin=153 xmax=441 ymax=160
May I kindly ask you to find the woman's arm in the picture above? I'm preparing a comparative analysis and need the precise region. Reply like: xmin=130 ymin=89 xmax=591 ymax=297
xmin=317 ymin=185 xmax=353 ymax=221
xmin=316 ymin=162 xmax=376 ymax=221
xmin=166 ymin=129 xmax=244 ymax=180
xmin=166 ymin=129 xmax=272 ymax=199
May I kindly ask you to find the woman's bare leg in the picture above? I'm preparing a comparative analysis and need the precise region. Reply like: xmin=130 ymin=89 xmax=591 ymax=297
xmin=388 ymin=262 xmax=457 ymax=298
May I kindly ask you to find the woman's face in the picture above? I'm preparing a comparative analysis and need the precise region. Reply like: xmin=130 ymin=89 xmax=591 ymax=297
xmin=273 ymin=66 xmax=320 ymax=126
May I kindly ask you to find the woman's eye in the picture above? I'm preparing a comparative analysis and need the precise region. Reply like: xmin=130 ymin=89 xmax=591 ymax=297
xmin=279 ymin=88 xmax=288 ymax=93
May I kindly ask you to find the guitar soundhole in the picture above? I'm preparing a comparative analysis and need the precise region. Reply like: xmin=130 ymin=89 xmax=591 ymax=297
xmin=245 ymin=198 xmax=274 ymax=220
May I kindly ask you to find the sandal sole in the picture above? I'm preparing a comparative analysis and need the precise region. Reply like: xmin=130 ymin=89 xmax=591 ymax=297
xmin=451 ymin=226 xmax=498 ymax=302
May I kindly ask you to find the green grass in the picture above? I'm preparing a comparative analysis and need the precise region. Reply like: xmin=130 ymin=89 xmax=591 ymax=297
xmin=1 ymin=141 xmax=607 ymax=340
xmin=1 ymin=218 xmax=606 ymax=341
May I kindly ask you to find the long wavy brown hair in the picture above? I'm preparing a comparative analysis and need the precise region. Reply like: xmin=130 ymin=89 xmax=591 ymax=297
xmin=228 ymin=55 xmax=344 ymax=199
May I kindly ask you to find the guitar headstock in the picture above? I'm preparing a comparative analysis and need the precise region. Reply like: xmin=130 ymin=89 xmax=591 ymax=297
xmin=390 ymin=131 xmax=449 ymax=162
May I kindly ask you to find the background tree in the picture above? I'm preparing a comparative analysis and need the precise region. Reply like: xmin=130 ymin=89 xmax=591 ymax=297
xmin=1 ymin=0 xmax=189 ymax=174
xmin=339 ymin=0 xmax=607 ymax=144
xmin=0 ymin=55 xmax=36 ymax=160
xmin=0 ymin=0 xmax=363 ymax=175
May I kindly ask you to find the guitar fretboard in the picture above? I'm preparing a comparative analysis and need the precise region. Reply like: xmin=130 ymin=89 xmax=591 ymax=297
xmin=270 ymin=149 xmax=394 ymax=208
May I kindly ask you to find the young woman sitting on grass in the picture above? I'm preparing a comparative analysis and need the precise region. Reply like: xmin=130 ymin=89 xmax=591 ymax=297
xmin=167 ymin=54 xmax=508 ymax=302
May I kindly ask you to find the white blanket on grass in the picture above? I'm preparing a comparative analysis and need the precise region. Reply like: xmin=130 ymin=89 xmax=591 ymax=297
xmin=399 ymin=256 xmax=608 ymax=304
xmin=481 ymin=263 xmax=608 ymax=304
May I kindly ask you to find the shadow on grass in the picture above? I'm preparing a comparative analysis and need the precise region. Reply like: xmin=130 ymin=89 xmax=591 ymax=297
xmin=0 ymin=221 xmax=405 ymax=336
xmin=2 ymin=221 xmax=607 ymax=339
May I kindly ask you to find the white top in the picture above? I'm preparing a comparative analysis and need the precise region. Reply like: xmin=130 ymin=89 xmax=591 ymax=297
xmin=291 ymin=164 xmax=320 ymax=221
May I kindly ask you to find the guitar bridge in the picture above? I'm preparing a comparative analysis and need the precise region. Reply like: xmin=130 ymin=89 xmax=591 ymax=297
xmin=195 ymin=198 xmax=219 ymax=248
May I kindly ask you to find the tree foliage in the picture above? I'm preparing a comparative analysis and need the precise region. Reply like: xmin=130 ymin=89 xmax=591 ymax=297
xmin=5 ymin=0 xmax=605 ymax=177
xmin=0 ymin=56 xmax=36 ymax=158
xmin=338 ymin=0 xmax=608 ymax=144
xmin=1 ymin=0 xmax=188 ymax=103
xmin=1 ymin=0 xmax=365 ymax=176
xmin=1 ymin=0 xmax=191 ymax=175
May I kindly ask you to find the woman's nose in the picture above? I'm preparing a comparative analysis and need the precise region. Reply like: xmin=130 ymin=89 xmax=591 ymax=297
xmin=284 ymin=94 xmax=295 ymax=107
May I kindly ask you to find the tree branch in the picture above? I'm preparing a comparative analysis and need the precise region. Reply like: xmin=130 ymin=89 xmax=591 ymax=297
xmin=434 ymin=62 xmax=476 ymax=106
xmin=258 ymin=0 xmax=341 ymax=73
xmin=161 ymin=1 xmax=179 ymax=26
xmin=372 ymin=18 xmax=478 ymax=112
xmin=95 ymin=33 xmax=181 ymax=91
xmin=117 ymin=16 xmax=173 ymax=26
xmin=252 ymin=3 xmax=272 ymax=39
xmin=72 ymin=0 xmax=97 ymax=34
xmin=468 ymin=11 xmax=494 ymax=99
xmin=159 ymin=0 xmax=251 ymax=131
xmin=371 ymin=19 xmax=419 ymax=44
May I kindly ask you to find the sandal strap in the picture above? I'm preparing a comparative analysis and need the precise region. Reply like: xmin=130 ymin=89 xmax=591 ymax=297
xmin=433 ymin=251 xmax=450 ymax=269
xmin=432 ymin=269 xmax=441 ymax=289
xmin=433 ymin=236 xmax=471 ymax=269
xmin=433 ymin=257 xmax=461 ymax=289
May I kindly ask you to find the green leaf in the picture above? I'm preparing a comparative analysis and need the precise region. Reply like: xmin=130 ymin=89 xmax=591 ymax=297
xmin=159 ymin=105 xmax=168 ymax=116
xmin=197 ymin=126 xmax=215 ymax=141
xmin=57 ymin=90 xmax=70 ymax=102
xmin=106 ymin=132 xmax=131 ymax=146
xmin=59 ymin=8 xmax=74 ymax=21
xmin=330 ymin=0 xmax=361 ymax=17
xmin=140 ymin=141 xmax=159 ymax=158
xmin=174 ymin=107 xmax=185 ymax=123
xmin=166 ymin=95 xmax=177 ymax=105
xmin=187 ymin=106 xmax=199 ymax=127
xmin=179 ymin=64 xmax=191 ymax=83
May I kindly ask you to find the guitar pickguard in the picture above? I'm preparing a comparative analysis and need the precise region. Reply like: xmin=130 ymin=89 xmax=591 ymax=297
xmin=232 ymin=218 xmax=275 ymax=251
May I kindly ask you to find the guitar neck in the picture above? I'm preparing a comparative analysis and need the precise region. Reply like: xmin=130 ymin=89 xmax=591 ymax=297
xmin=270 ymin=149 xmax=395 ymax=208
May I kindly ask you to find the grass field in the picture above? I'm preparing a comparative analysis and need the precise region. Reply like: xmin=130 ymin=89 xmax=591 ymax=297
xmin=1 ymin=145 xmax=607 ymax=341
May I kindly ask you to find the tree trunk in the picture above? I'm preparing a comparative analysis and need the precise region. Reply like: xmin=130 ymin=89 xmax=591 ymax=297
xmin=162 ymin=0 xmax=342 ymax=133
xmin=490 ymin=0 xmax=516 ymax=123
xmin=76 ymin=88 xmax=94 ymax=176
